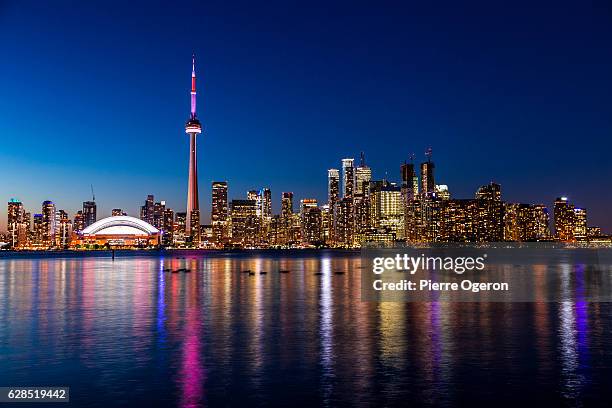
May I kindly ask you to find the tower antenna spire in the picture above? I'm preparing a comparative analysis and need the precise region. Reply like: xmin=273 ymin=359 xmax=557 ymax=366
xmin=90 ymin=184 xmax=95 ymax=201
xmin=190 ymin=53 xmax=197 ymax=118
xmin=360 ymin=151 xmax=366 ymax=167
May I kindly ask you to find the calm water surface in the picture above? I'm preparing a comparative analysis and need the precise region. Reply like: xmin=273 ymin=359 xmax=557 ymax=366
xmin=0 ymin=250 xmax=611 ymax=407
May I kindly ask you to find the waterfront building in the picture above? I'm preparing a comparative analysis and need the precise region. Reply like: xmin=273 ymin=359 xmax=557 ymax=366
xmin=42 ymin=201 xmax=56 ymax=248
xmin=300 ymin=199 xmax=322 ymax=245
xmin=554 ymin=197 xmax=575 ymax=242
xmin=112 ymin=209 xmax=126 ymax=216
xmin=574 ymin=208 xmax=587 ymax=240
xmin=230 ymin=200 xmax=258 ymax=247
xmin=335 ymin=197 xmax=354 ymax=247
xmin=327 ymin=169 xmax=340 ymax=242
xmin=190 ymin=210 xmax=201 ymax=246
xmin=33 ymin=214 xmax=44 ymax=247
xmin=280 ymin=192 xmax=294 ymax=244
xmin=57 ymin=209 xmax=72 ymax=248
xmin=174 ymin=212 xmax=187 ymax=245
xmin=504 ymin=203 xmax=551 ymax=241
xmin=7 ymin=199 xmax=28 ymax=249
xmin=370 ymin=180 xmax=403 ymax=240
xmin=162 ymin=208 xmax=175 ymax=246
xmin=473 ymin=182 xmax=503 ymax=242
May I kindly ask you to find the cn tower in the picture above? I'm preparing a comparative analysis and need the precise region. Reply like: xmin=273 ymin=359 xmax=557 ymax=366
xmin=185 ymin=54 xmax=202 ymax=240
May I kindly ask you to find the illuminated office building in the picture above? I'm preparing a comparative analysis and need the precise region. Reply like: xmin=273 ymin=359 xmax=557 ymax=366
xmin=435 ymin=185 xmax=450 ymax=200
xmin=112 ymin=209 xmax=126 ymax=217
xmin=335 ymin=197 xmax=354 ymax=247
xmin=174 ymin=212 xmax=187 ymax=245
xmin=162 ymin=208 xmax=175 ymax=246
xmin=260 ymin=188 xmax=272 ymax=218
xmin=573 ymin=208 xmax=587 ymax=240
xmin=328 ymin=169 xmax=340 ymax=242
xmin=473 ymin=182 xmax=503 ymax=242
xmin=190 ymin=210 xmax=201 ymax=246
xmin=353 ymin=195 xmax=371 ymax=244
xmin=281 ymin=192 xmax=294 ymax=244
xmin=504 ymin=203 xmax=550 ymax=241
xmin=7 ymin=199 xmax=28 ymax=249
xmin=57 ymin=209 xmax=72 ymax=248
xmin=41 ymin=201 xmax=56 ymax=248
xmin=554 ymin=197 xmax=575 ymax=242
xmin=439 ymin=199 xmax=475 ymax=242
xmin=211 ymin=181 xmax=229 ymax=246
xmin=342 ymin=158 xmax=355 ymax=198
xmin=230 ymin=200 xmax=258 ymax=247
xmin=33 ymin=214 xmax=44 ymax=247
xmin=300 ymin=199 xmax=322 ymax=245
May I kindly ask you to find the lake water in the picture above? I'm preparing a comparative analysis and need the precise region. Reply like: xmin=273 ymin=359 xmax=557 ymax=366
xmin=0 ymin=250 xmax=611 ymax=407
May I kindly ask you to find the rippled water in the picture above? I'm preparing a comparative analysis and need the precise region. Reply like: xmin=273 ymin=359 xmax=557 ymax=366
xmin=0 ymin=250 xmax=611 ymax=407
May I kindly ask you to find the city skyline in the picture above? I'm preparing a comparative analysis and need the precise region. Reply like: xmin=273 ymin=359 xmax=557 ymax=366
xmin=2 ymin=1 xmax=612 ymax=231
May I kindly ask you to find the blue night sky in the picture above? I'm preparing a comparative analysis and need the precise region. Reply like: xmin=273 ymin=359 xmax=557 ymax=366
xmin=1 ymin=1 xmax=611 ymax=230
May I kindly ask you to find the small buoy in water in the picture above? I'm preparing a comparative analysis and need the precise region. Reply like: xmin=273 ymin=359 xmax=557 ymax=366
xmin=248 ymin=272 xmax=255 ymax=276
xmin=314 ymin=272 xmax=323 ymax=275
xmin=242 ymin=269 xmax=251 ymax=273
xmin=279 ymin=270 xmax=290 ymax=273
xmin=334 ymin=271 xmax=345 ymax=275
xmin=260 ymin=271 xmax=267 ymax=275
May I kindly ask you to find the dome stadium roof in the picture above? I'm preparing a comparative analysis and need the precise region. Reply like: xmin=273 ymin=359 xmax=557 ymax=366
xmin=81 ymin=216 xmax=159 ymax=236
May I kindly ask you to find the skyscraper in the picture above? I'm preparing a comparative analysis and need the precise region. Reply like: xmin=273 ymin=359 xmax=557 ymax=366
xmin=83 ymin=200 xmax=97 ymax=228
xmin=420 ymin=160 xmax=435 ymax=196
xmin=41 ymin=200 xmax=56 ymax=248
xmin=328 ymin=169 xmax=340 ymax=207
xmin=185 ymin=54 xmax=202 ymax=236
xmin=342 ymin=158 xmax=355 ymax=198
xmin=355 ymin=153 xmax=372 ymax=196
xmin=554 ymin=197 xmax=575 ymax=242
xmin=7 ymin=198 xmax=27 ymax=249
xmin=281 ymin=192 xmax=294 ymax=244
xmin=211 ymin=181 xmax=229 ymax=246
xmin=260 ymin=188 xmax=272 ymax=219
xmin=73 ymin=211 xmax=85 ymax=233
xmin=400 ymin=162 xmax=416 ymax=201
xmin=140 ymin=195 xmax=155 ymax=225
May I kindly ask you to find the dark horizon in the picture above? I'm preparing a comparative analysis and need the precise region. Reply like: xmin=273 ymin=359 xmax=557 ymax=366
xmin=1 ymin=1 xmax=611 ymax=230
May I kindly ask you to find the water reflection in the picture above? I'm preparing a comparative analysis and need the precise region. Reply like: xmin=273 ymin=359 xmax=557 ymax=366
xmin=0 ymin=252 xmax=607 ymax=406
